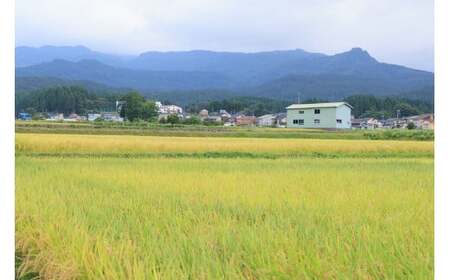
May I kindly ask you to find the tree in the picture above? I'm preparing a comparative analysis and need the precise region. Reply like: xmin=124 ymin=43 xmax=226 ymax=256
xmin=15 ymin=86 xmax=118 ymax=115
xmin=183 ymin=116 xmax=201 ymax=125
xmin=119 ymin=92 xmax=146 ymax=121
xmin=407 ymin=122 xmax=416 ymax=130
xmin=141 ymin=101 xmax=158 ymax=121
xmin=395 ymin=103 xmax=420 ymax=117
xmin=344 ymin=95 xmax=379 ymax=117
xmin=203 ymin=119 xmax=222 ymax=126
xmin=166 ymin=114 xmax=180 ymax=125
xmin=119 ymin=92 xmax=157 ymax=122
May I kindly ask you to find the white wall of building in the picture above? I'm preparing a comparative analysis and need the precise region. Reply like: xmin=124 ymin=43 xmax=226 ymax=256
xmin=257 ymin=115 xmax=276 ymax=126
xmin=335 ymin=105 xmax=352 ymax=129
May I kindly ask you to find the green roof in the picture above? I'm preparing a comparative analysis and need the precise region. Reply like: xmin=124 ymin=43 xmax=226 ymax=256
xmin=286 ymin=102 xmax=352 ymax=110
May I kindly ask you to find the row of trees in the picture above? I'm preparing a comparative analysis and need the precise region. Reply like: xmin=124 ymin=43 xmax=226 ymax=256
xmin=343 ymin=95 xmax=434 ymax=118
xmin=15 ymin=87 xmax=159 ymax=122
xmin=16 ymin=86 xmax=434 ymax=122
xmin=186 ymin=95 xmax=433 ymax=118
xmin=15 ymin=86 xmax=119 ymax=115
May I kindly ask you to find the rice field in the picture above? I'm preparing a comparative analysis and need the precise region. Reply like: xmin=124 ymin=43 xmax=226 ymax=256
xmin=15 ymin=133 xmax=434 ymax=279
xmin=16 ymin=133 xmax=433 ymax=156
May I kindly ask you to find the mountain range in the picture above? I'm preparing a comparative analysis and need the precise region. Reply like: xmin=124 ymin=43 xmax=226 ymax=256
xmin=15 ymin=46 xmax=434 ymax=103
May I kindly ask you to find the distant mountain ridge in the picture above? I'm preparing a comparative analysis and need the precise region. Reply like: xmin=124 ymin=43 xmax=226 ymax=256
xmin=15 ymin=76 xmax=132 ymax=94
xmin=15 ymin=45 xmax=434 ymax=102
xmin=15 ymin=45 xmax=133 ymax=67
xmin=16 ymin=59 xmax=234 ymax=91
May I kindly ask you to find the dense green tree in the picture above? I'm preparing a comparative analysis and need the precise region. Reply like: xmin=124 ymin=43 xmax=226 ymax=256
xmin=119 ymin=92 xmax=158 ymax=122
xmin=407 ymin=122 xmax=416 ymax=130
xmin=394 ymin=103 xmax=420 ymax=117
xmin=344 ymin=95 xmax=432 ymax=118
xmin=119 ymin=92 xmax=146 ymax=121
xmin=15 ymin=86 xmax=118 ymax=115
xmin=141 ymin=101 xmax=159 ymax=121
xmin=166 ymin=114 xmax=180 ymax=125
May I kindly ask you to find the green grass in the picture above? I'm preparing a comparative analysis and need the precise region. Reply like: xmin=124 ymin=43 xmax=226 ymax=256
xmin=15 ymin=133 xmax=434 ymax=279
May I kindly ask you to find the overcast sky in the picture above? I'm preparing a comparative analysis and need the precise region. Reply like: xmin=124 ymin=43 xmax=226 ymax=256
xmin=16 ymin=0 xmax=434 ymax=71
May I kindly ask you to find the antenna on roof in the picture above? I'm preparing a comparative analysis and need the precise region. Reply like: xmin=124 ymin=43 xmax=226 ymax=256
xmin=297 ymin=92 xmax=301 ymax=104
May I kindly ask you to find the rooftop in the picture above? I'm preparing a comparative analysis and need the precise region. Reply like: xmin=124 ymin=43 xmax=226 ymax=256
xmin=286 ymin=102 xmax=353 ymax=110
xmin=257 ymin=114 xmax=276 ymax=119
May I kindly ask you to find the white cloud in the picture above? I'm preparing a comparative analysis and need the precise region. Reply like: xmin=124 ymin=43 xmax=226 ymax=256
xmin=16 ymin=0 xmax=434 ymax=70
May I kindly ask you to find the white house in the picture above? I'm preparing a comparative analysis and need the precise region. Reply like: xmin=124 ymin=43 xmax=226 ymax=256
xmin=88 ymin=113 xmax=102 ymax=121
xmin=102 ymin=112 xmax=124 ymax=122
xmin=156 ymin=102 xmax=183 ymax=115
xmin=286 ymin=102 xmax=352 ymax=129
xmin=351 ymin=118 xmax=381 ymax=129
xmin=46 ymin=113 xmax=64 ymax=121
xmin=256 ymin=114 xmax=276 ymax=127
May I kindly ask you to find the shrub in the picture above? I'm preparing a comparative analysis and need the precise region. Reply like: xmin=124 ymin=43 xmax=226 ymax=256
xmin=407 ymin=122 xmax=416 ymax=130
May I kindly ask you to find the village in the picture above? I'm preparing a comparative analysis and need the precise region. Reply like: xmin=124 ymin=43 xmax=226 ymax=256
xmin=17 ymin=100 xmax=434 ymax=130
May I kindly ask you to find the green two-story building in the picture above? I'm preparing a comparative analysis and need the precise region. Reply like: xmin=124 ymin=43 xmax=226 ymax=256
xmin=286 ymin=102 xmax=352 ymax=129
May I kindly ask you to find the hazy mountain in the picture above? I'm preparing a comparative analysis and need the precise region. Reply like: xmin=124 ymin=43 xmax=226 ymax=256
xmin=247 ymin=73 xmax=434 ymax=102
xmin=15 ymin=76 xmax=131 ymax=94
xmin=15 ymin=45 xmax=133 ymax=67
xmin=247 ymin=49 xmax=433 ymax=100
xmin=15 ymin=46 xmax=434 ymax=102
xmin=16 ymin=59 xmax=234 ymax=91
xmin=128 ymin=49 xmax=325 ymax=82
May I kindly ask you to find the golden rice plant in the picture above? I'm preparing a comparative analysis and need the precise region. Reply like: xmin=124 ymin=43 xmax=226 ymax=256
xmin=16 ymin=154 xmax=433 ymax=279
xmin=16 ymin=133 xmax=434 ymax=155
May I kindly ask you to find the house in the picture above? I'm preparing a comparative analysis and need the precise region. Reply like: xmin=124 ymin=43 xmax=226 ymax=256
xmin=380 ymin=118 xmax=407 ymax=129
xmin=18 ymin=112 xmax=31 ymax=121
xmin=351 ymin=118 xmax=380 ymax=129
xmin=219 ymin=109 xmax=232 ymax=122
xmin=275 ymin=113 xmax=287 ymax=127
xmin=203 ymin=113 xmax=222 ymax=123
xmin=46 ymin=113 xmax=64 ymax=121
xmin=88 ymin=113 xmax=102 ymax=121
xmin=156 ymin=102 xmax=183 ymax=115
xmin=102 ymin=112 xmax=124 ymax=122
xmin=382 ymin=118 xmax=413 ymax=129
xmin=381 ymin=118 xmax=397 ymax=129
xmin=351 ymin=118 xmax=362 ymax=129
xmin=235 ymin=115 xmax=256 ymax=126
xmin=406 ymin=114 xmax=434 ymax=129
xmin=256 ymin=114 xmax=276 ymax=127
xmin=64 ymin=113 xmax=82 ymax=122
xmin=199 ymin=109 xmax=209 ymax=119
xmin=286 ymin=102 xmax=352 ymax=129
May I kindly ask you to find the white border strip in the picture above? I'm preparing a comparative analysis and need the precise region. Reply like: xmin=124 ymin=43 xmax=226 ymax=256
xmin=435 ymin=0 xmax=450 ymax=279
xmin=0 ymin=0 xmax=15 ymax=278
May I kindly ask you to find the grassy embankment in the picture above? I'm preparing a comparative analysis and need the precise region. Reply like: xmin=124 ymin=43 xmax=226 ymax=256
xmin=16 ymin=120 xmax=434 ymax=141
